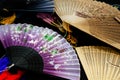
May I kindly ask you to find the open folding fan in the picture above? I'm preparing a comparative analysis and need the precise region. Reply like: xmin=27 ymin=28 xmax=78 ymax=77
xmin=0 ymin=23 xmax=80 ymax=80
xmin=1 ymin=0 xmax=54 ymax=12
xmin=75 ymin=46 xmax=120 ymax=80
xmin=55 ymin=0 xmax=120 ymax=49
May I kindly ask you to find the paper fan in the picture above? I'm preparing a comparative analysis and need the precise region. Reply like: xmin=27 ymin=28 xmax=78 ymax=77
xmin=55 ymin=0 xmax=120 ymax=49
xmin=75 ymin=46 xmax=120 ymax=80
xmin=0 ymin=23 xmax=80 ymax=80
xmin=2 ymin=0 xmax=54 ymax=12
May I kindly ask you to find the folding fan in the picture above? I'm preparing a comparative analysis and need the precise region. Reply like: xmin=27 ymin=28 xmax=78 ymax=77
xmin=0 ymin=9 xmax=16 ymax=24
xmin=0 ymin=70 xmax=24 ymax=80
xmin=0 ymin=23 xmax=80 ymax=80
xmin=0 ymin=56 xmax=10 ymax=73
xmin=55 ymin=0 xmax=120 ymax=49
xmin=75 ymin=46 xmax=120 ymax=80
xmin=1 ymin=0 xmax=54 ymax=12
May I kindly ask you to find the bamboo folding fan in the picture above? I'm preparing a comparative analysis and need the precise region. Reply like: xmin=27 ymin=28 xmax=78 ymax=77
xmin=0 ymin=24 xmax=80 ymax=80
xmin=55 ymin=0 xmax=120 ymax=49
xmin=1 ymin=0 xmax=54 ymax=12
xmin=75 ymin=46 xmax=120 ymax=80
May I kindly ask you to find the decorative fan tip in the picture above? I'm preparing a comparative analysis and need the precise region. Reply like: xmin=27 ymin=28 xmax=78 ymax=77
xmin=75 ymin=46 xmax=120 ymax=53
xmin=55 ymin=0 xmax=120 ymax=18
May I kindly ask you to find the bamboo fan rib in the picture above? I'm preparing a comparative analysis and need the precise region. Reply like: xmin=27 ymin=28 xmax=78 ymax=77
xmin=55 ymin=0 xmax=120 ymax=17
xmin=75 ymin=46 xmax=120 ymax=80
xmin=115 ymin=15 xmax=120 ymax=23
xmin=55 ymin=0 xmax=120 ymax=49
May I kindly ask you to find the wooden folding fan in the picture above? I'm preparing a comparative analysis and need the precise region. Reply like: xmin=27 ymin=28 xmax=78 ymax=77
xmin=75 ymin=46 xmax=120 ymax=80
xmin=55 ymin=0 xmax=120 ymax=49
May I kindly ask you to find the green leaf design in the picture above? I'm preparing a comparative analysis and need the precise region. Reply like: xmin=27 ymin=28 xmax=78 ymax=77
xmin=29 ymin=25 xmax=34 ymax=29
xmin=51 ymin=49 xmax=58 ymax=55
xmin=41 ymin=47 xmax=47 ymax=52
xmin=44 ymin=34 xmax=54 ymax=41
xmin=23 ymin=25 xmax=33 ymax=32
xmin=17 ymin=26 xmax=21 ymax=31
xmin=24 ymin=28 xmax=27 ymax=32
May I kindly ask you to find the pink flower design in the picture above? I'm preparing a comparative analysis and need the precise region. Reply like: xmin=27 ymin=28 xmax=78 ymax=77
xmin=37 ymin=13 xmax=55 ymax=24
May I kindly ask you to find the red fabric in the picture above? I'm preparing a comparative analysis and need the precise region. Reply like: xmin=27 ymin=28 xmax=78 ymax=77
xmin=0 ymin=70 xmax=24 ymax=80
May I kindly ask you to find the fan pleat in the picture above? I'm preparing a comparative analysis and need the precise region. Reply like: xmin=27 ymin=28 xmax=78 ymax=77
xmin=55 ymin=0 xmax=120 ymax=49
xmin=43 ymin=69 xmax=80 ymax=80
xmin=76 ymin=46 xmax=120 ymax=80
xmin=0 ymin=24 xmax=80 ymax=80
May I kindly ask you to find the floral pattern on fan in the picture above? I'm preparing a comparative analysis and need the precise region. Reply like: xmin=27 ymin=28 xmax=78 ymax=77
xmin=0 ymin=23 xmax=80 ymax=80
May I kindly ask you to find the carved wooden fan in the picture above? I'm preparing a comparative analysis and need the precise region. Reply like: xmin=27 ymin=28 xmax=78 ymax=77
xmin=75 ymin=46 xmax=120 ymax=80
xmin=55 ymin=0 xmax=120 ymax=49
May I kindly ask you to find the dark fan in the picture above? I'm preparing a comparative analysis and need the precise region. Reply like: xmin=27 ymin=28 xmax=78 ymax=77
xmin=0 ymin=23 xmax=80 ymax=80
xmin=1 ymin=0 xmax=54 ymax=12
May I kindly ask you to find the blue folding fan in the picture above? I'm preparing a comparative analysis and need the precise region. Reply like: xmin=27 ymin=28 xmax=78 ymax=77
xmin=0 ymin=55 xmax=10 ymax=73
xmin=1 ymin=0 xmax=54 ymax=12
